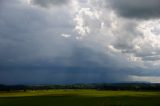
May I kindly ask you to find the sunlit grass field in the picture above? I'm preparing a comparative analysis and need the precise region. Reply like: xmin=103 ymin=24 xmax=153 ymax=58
xmin=0 ymin=90 xmax=160 ymax=106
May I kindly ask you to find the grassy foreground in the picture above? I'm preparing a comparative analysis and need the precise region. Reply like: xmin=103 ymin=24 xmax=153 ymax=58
xmin=0 ymin=90 xmax=160 ymax=106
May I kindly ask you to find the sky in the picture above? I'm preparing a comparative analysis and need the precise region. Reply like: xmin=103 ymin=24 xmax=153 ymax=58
xmin=0 ymin=0 xmax=160 ymax=85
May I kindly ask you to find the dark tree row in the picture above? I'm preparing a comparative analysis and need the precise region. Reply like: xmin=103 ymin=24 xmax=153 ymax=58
xmin=0 ymin=83 xmax=160 ymax=91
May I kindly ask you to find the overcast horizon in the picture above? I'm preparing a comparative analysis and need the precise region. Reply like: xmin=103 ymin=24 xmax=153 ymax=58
xmin=0 ymin=0 xmax=160 ymax=85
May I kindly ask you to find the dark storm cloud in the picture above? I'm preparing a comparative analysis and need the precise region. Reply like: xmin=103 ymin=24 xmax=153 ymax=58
xmin=0 ymin=0 xmax=134 ymax=84
xmin=31 ymin=0 xmax=69 ymax=8
xmin=0 ymin=0 xmax=160 ymax=84
xmin=108 ymin=0 xmax=160 ymax=19
xmin=0 ymin=68 xmax=130 ymax=85
xmin=1 ymin=41 xmax=160 ymax=85
xmin=0 ymin=46 xmax=150 ymax=85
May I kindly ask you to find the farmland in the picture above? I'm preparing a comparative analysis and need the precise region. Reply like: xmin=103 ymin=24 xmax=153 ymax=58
xmin=0 ymin=90 xmax=160 ymax=106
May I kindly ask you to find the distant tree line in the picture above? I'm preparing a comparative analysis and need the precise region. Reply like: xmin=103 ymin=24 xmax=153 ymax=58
xmin=0 ymin=83 xmax=160 ymax=91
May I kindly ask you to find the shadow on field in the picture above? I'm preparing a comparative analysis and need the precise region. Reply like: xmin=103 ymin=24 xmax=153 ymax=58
xmin=0 ymin=95 xmax=160 ymax=106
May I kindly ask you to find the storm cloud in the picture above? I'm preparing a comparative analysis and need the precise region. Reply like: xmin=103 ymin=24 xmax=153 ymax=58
xmin=31 ymin=0 xmax=69 ymax=8
xmin=0 ymin=0 xmax=160 ymax=84
xmin=108 ymin=0 xmax=160 ymax=19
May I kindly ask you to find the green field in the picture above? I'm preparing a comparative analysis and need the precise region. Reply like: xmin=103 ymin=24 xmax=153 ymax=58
xmin=0 ymin=90 xmax=160 ymax=106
